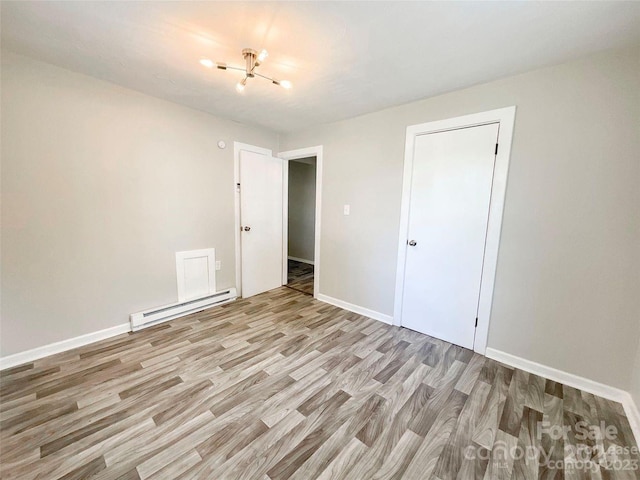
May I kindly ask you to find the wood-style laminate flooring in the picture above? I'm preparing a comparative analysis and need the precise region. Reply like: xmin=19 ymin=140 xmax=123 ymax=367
xmin=1 ymin=288 xmax=638 ymax=479
xmin=287 ymin=260 xmax=314 ymax=296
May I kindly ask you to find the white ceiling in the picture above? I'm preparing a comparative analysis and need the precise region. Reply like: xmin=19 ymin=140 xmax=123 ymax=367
xmin=2 ymin=1 xmax=640 ymax=133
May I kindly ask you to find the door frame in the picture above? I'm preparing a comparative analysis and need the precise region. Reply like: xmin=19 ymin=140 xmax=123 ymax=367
xmin=233 ymin=142 xmax=274 ymax=298
xmin=278 ymin=146 xmax=323 ymax=299
xmin=393 ymin=107 xmax=516 ymax=354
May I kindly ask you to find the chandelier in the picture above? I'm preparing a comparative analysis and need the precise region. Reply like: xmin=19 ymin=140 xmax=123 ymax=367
xmin=200 ymin=48 xmax=292 ymax=92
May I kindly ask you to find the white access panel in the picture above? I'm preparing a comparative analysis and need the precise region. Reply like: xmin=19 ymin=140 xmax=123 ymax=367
xmin=175 ymin=248 xmax=216 ymax=302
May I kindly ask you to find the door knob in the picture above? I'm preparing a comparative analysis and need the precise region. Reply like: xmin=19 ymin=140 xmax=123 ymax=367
xmin=243 ymin=226 xmax=251 ymax=232
xmin=408 ymin=240 xmax=417 ymax=246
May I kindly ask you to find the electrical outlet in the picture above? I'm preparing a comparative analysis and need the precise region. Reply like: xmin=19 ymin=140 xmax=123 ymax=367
xmin=343 ymin=204 xmax=350 ymax=216
xmin=215 ymin=261 xmax=221 ymax=271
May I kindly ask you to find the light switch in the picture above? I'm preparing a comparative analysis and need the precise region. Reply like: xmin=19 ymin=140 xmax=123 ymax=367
xmin=215 ymin=260 xmax=221 ymax=271
xmin=343 ymin=204 xmax=350 ymax=216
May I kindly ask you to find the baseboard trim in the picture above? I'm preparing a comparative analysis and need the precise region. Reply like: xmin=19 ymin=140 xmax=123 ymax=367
xmin=317 ymin=294 xmax=392 ymax=325
xmin=485 ymin=347 xmax=640 ymax=445
xmin=288 ymin=256 xmax=314 ymax=265
xmin=621 ymin=391 xmax=640 ymax=446
xmin=0 ymin=323 xmax=131 ymax=370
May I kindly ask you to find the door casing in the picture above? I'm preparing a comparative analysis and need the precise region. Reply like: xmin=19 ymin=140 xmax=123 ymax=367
xmin=394 ymin=107 xmax=517 ymax=354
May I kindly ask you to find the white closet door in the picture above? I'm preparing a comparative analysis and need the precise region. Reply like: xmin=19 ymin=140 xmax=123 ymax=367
xmin=401 ymin=123 xmax=499 ymax=349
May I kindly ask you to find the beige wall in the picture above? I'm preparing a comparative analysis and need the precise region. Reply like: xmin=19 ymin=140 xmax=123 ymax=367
xmin=280 ymin=46 xmax=640 ymax=390
xmin=287 ymin=159 xmax=316 ymax=262
xmin=1 ymin=52 xmax=278 ymax=356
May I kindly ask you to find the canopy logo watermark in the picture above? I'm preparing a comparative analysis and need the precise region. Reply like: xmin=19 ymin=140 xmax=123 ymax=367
xmin=463 ymin=420 xmax=639 ymax=473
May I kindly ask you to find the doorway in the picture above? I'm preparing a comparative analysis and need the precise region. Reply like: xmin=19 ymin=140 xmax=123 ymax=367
xmin=279 ymin=146 xmax=323 ymax=299
xmin=285 ymin=157 xmax=316 ymax=295
xmin=394 ymin=107 xmax=516 ymax=354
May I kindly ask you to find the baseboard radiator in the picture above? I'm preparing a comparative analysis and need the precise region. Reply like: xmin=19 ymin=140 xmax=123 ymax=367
xmin=130 ymin=288 xmax=237 ymax=331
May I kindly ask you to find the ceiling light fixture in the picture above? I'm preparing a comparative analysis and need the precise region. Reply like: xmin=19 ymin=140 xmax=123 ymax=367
xmin=200 ymin=48 xmax=291 ymax=92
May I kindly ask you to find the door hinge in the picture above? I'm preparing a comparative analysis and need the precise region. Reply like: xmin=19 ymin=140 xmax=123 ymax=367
xmin=495 ymin=143 xmax=499 ymax=155
xmin=475 ymin=317 xmax=478 ymax=328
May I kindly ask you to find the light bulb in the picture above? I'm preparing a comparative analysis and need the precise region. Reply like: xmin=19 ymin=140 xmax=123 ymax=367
xmin=257 ymin=49 xmax=268 ymax=62
xmin=236 ymin=81 xmax=245 ymax=92
xmin=280 ymin=80 xmax=292 ymax=89
xmin=199 ymin=58 xmax=214 ymax=68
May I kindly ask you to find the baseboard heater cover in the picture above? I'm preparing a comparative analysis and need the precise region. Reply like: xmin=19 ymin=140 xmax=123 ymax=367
xmin=130 ymin=288 xmax=237 ymax=331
